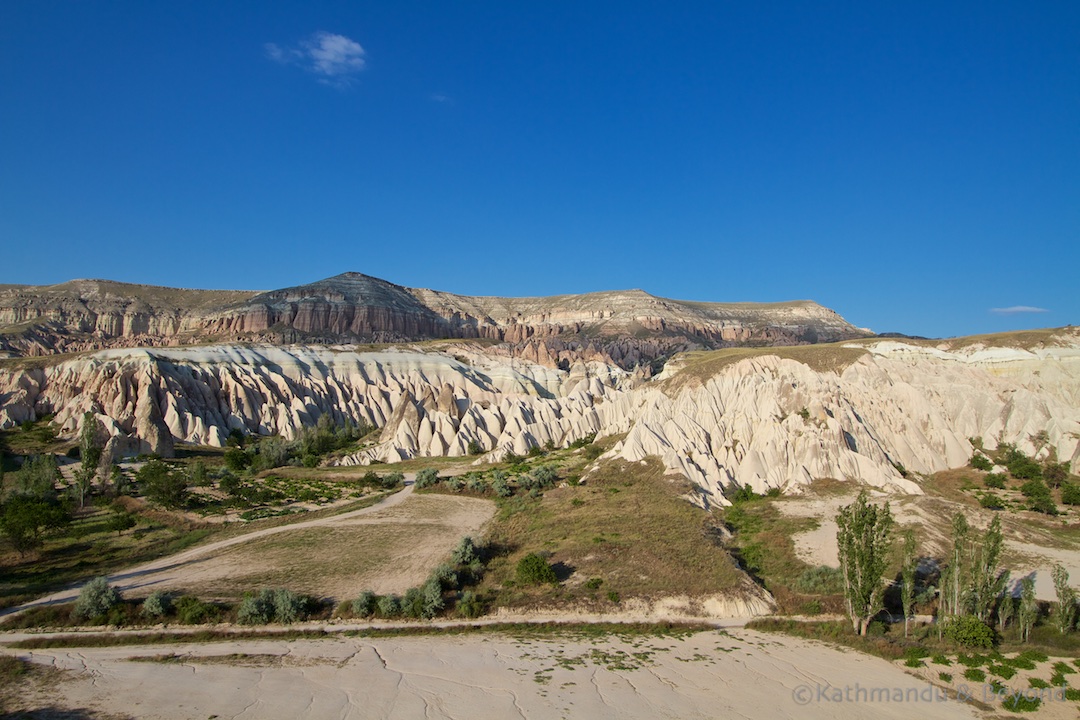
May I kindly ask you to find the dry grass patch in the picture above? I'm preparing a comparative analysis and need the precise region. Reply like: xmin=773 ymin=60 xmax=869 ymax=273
xmin=481 ymin=457 xmax=748 ymax=609
xmin=148 ymin=493 xmax=494 ymax=602
xmin=665 ymin=343 xmax=868 ymax=390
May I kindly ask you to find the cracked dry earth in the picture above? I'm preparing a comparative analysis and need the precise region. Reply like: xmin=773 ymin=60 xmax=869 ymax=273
xmin=8 ymin=629 xmax=978 ymax=719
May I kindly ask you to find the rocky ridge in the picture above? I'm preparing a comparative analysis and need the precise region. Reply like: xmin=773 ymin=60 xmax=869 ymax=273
xmin=1 ymin=329 xmax=1076 ymax=504
xmin=0 ymin=273 xmax=869 ymax=367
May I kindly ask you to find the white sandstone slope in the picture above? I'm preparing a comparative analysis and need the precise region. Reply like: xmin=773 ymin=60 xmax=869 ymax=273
xmin=0 ymin=333 xmax=1077 ymax=504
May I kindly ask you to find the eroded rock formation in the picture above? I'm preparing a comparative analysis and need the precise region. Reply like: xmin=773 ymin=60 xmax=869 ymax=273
xmin=2 ymin=331 xmax=1077 ymax=505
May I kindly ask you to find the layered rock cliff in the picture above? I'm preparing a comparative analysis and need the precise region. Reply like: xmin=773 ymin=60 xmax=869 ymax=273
xmin=0 ymin=273 xmax=870 ymax=367
xmin=1 ymin=329 xmax=1076 ymax=504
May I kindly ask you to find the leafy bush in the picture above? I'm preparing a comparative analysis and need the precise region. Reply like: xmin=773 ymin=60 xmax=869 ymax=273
xmin=414 ymin=468 xmax=440 ymax=489
xmin=421 ymin=578 xmax=444 ymax=618
xmin=452 ymin=536 xmax=478 ymax=565
xmin=174 ymin=596 xmax=218 ymax=624
xmin=984 ymin=472 xmax=1007 ymax=489
xmin=971 ymin=454 xmax=993 ymax=471
xmin=516 ymin=553 xmax=558 ymax=585
xmin=1028 ymin=494 xmax=1058 ymax=515
xmin=380 ymin=472 xmax=404 ymax=490
xmin=794 ymin=565 xmax=844 ymax=594
xmin=140 ymin=591 xmax=171 ymax=618
xmin=457 ymin=590 xmax=483 ymax=618
xmin=585 ymin=577 xmax=604 ymax=590
xmin=978 ymin=493 xmax=1005 ymax=511
xmin=272 ymin=589 xmax=307 ymax=624
xmin=607 ymin=590 xmax=621 ymax=603
xmin=351 ymin=591 xmax=377 ymax=617
xmin=237 ymin=590 xmax=274 ymax=625
xmin=1062 ymin=483 xmax=1080 ymax=506
xmin=73 ymin=577 xmax=121 ymax=621
xmin=1007 ymin=450 xmax=1043 ymax=481
xmin=491 ymin=474 xmax=512 ymax=498
xmin=377 ymin=594 xmax=401 ymax=618
xmin=944 ymin=615 xmax=997 ymax=649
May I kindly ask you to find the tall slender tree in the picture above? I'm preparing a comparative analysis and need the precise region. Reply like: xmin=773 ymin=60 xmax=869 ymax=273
xmin=900 ymin=529 xmax=917 ymax=637
xmin=836 ymin=491 xmax=894 ymax=636
xmin=1018 ymin=577 xmax=1038 ymax=643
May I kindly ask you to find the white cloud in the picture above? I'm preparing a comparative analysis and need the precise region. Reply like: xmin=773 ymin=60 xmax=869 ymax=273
xmin=990 ymin=306 xmax=1049 ymax=315
xmin=265 ymin=32 xmax=366 ymax=86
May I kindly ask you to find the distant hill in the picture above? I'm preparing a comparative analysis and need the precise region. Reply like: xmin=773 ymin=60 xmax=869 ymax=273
xmin=0 ymin=272 xmax=871 ymax=366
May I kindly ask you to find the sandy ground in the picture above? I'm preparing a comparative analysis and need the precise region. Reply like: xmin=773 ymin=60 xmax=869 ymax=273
xmin=4 ymin=479 xmax=496 ymax=615
xmin=4 ymin=629 xmax=981 ymax=720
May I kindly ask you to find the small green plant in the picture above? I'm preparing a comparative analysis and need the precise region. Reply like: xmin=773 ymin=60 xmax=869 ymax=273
xmin=351 ymin=591 xmax=377 ymax=618
xmin=585 ymin=577 xmax=604 ymax=590
xmin=516 ymin=553 xmax=558 ymax=585
xmin=1028 ymin=677 xmax=1050 ymax=689
xmin=931 ymin=654 xmax=951 ymax=666
xmin=457 ymin=590 xmax=483 ymax=618
xmin=174 ymin=596 xmax=218 ymax=624
xmin=607 ymin=590 xmax=621 ymax=604
xmin=1002 ymin=694 xmax=1041 ymax=712
xmin=984 ymin=472 xmax=1007 ymax=489
xmin=971 ymin=454 xmax=993 ymax=471
xmin=376 ymin=594 xmax=401 ymax=618
xmin=73 ymin=577 xmax=121 ymax=621
xmin=938 ymin=672 xmax=952 ymax=683
xmin=963 ymin=667 xmax=986 ymax=682
xmin=140 ymin=591 xmax=171 ymax=618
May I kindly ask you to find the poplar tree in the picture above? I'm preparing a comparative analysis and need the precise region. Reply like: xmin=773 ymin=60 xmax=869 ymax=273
xmin=836 ymin=491 xmax=894 ymax=636
xmin=900 ymin=529 xmax=917 ymax=637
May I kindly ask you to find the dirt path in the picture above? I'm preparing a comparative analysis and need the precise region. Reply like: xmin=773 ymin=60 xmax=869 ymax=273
xmin=3 ymin=476 xmax=491 ymax=616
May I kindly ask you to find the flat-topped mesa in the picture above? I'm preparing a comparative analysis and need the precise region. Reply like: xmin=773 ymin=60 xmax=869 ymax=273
xmin=0 ymin=272 xmax=872 ymax=363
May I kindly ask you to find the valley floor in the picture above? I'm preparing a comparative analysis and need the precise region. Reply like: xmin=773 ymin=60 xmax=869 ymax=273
xmin=6 ymin=628 xmax=982 ymax=720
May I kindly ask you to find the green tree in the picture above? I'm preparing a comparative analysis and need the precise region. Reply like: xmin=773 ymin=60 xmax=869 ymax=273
xmin=900 ymin=529 xmax=917 ymax=638
xmin=1052 ymin=564 xmax=1076 ymax=634
xmin=836 ymin=491 xmax=894 ymax=636
xmin=10 ymin=455 xmax=61 ymax=501
xmin=1018 ymin=577 xmax=1038 ymax=643
xmin=107 ymin=507 xmax=137 ymax=536
xmin=137 ymin=460 xmax=188 ymax=509
xmin=79 ymin=412 xmax=103 ymax=477
xmin=939 ymin=512 xmax=970 ymax=627
xmin=0 ymin=495 xmax=70 ymax=557
xmin=970 ymin=516 xmax=1009 ymax=623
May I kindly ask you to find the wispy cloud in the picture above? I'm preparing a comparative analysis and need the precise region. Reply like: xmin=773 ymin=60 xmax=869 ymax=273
xmin=990 ymin=306 xmax=1049 ymax=315
xmin=265 ymin=32 xmax=366 ymax=86
xmin=429 ymin=92 xmax=452 ymax=104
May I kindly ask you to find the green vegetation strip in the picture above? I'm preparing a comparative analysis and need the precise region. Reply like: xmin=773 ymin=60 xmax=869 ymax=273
xmin=4 ymin=621 xmax=713 ymax=649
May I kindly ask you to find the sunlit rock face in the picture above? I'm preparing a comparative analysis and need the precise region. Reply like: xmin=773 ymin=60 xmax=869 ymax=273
xmin=0 ymin=273 xmax=869 ymax=367
xmin=2 ymin=332 xmax=1077 ymax=506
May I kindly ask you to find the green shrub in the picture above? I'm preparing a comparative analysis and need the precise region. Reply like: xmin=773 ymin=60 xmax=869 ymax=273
xmin=272 ymin=588 xmax=307 ymax=624
xmin=237 ymin=590 xmax=274 ymax=625
xmin=978 ymin=493 xmax=1005 ymax=510
xmin=944 ymin=615 xmax=996 ymax=648
xmin=421 ymin=578 xmax=445 ymax=619
xmin=516 ymin=553 xmax=558 ymax=585
xmin=351 ymin=591 xmax=377 ymax=617
xmin=971 ymin=454 xmax=993 ymax=471
xmin=376 ymin=594 xmax=401 ymax=618
xmin=174 ymin=596 xmax=218 ymax=624
xmin=585 ymin=577 xmax=604 ymax=590
xmin=1028 ymin=494 xmax=1058 ymax=515
xmin=794 ymin=565 xmax=844 ymax=594
xmin=1061 ymin=483 xmax=1080 ymax=506
xmin=938 ymin=672 xmax=952 ymax=683
xmin=452 ymin=536 xmax=478 ymax=565
xmin=414 ymin=468 xmax=439 ymax=489
xmin=931 ymin=654 xmax=951 ymax=666
xmin=457 ymin=590 xmax=482 ymax=618
xmin=140 ymin=591 xmax=171 ymax=618
xmin=963 ymin=667 xmax=986 ymax=682
xmin=607 ymin=590 xmax=621 ymax=604
xmin=984 ymin=472 xmax=1007 ymax=489
xmin=1028 ymin=677 xmax=1051 ymax=689
xmin=401 ymin=587 xmax=424 ymax=619
xmin=1002 ymin=694 xmax=1041 ymax=712
xmin=73 ymin=577 xmax=121 ymax=621
xmin=989 ymin=663 xmax=1016 ymax=679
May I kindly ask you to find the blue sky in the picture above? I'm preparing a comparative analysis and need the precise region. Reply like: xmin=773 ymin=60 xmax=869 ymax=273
xmin=1 ymin=2 xmax=1077 ymax=338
